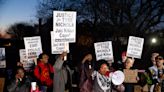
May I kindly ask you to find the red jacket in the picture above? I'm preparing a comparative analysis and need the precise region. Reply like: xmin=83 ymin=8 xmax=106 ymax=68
xmin=34 ymin=62 xmax=54 ymax=87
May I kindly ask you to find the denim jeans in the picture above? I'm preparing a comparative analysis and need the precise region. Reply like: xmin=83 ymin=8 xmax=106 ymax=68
xmin=40 ymin=86 xmax=47 ymax=92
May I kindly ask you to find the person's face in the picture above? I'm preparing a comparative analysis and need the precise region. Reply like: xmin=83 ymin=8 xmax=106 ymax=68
xmin=151 ymin=58 xmax=156 ymax=65
xmin=17 ymin=62 xmax=23 ymax=67
xmin=122 ymin=56 xmax=127 ymax=63
xmin=41 ymin=54 xmax=49 ymax=64
xmin=125 ymin=59 xmax=134 ymax=69
xmin=156 ymin=57 xmax=164 ymax=67
xmin=151 ymin=53 xmax=159 ymax=65
xmin=17 ymin=69 xmax=25 ymax=79
xmin=99 ymin=64 xmax=109 ymax=75
xmin=121 ymin=52 xmax=127 ymax=63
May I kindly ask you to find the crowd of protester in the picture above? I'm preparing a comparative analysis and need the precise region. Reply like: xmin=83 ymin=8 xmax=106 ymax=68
xmin=5 ymin=51 xmax=164 ymax=92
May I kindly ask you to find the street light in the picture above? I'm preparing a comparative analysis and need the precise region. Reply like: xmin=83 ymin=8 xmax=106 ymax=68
xmin=151 ymin=38 xmax=157 ymax=44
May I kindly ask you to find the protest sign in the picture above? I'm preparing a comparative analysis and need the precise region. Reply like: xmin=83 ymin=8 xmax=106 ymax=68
xmin=24 ymin=36 xmax=42 ymax=59
xmin=94 ymin=41 xmax=113 ymax=61
xmin=51 ymin=31 xmax=69 ymax=54
xmin=19 ymin=49 xmax=27 ymax=60
xmin=53 ymin=11 xmax=76 ymax=43
xmin=123 ymin=69 xmax=138 ymax=83
xmin=19 ymin=49 xmax=36 ymax=70
xmin=0 ymin=48 xmax=6 ymax=68
xmin=127 ymin=36 xmax=144 ymax=59
xmin=21 ymin=59 xmax=36 ymax=71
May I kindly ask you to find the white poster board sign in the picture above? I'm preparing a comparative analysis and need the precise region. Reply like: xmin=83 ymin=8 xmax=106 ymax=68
xmin=19 ymin=49 xmax=27 ymax=60
xmin=19 ymin=49 xmax=36 ymax=70
xmin=94 ymin=41 xmax=113 ymax=61
xmin=51 ymin=31 xmax=69 ymax=54
xmin=0 ymin=48 xmax=6 ymax=68
xmin=24 ymin=36 xmax=43 ymax=59
xmin=53 ymin=11 xmax=76 ymax=43
xmin=127 ymin=36 xmax=144 ymax=59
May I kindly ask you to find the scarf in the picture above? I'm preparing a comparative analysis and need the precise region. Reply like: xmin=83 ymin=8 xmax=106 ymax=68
xmin=96 ymin=72 xmax=111 ymax=91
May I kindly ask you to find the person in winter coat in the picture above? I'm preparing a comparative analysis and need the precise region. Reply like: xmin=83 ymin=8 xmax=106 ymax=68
xmin=7 ymin=66 xmax=31 ymax=92
xmin=34 ymin=53 xmax=54 ymax=92
xmin=53 ymin=51 xmax=73 ymax=92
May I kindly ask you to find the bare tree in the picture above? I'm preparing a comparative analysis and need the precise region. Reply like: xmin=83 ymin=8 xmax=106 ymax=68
xmin=37 ymin=0 xmax=164 ymax=36
xmin=36 ymin=0 xmax=80 ymax=22
xmin=6 ymin=23 xmax=37 ymax=40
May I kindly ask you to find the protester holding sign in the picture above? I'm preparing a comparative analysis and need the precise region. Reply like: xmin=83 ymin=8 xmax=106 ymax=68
xmin=34 ymin=53 xmax=54 ymax=92
xmin=79 ymin=53 xmax=94 ymax=92
xmin=123 ymin=57 xmax=140 ymax=92
xmin=53 ymin=51 xmax=73 ymax=92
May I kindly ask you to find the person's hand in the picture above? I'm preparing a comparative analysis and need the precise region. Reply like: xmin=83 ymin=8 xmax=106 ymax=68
xmin=30 ymin=85 xmax=39 ymax=92
xmin=15 ymin=74 xmax=22 ymax=85
xmin=60 ymin=51 xmax=67 ymax=60
xmin=82 ymin=54 xmax=92 ymax=63
xmin=136 ymin=76 xmax=140 ymax=81
xmin=116 ymin=84 xmax=125 ymax=92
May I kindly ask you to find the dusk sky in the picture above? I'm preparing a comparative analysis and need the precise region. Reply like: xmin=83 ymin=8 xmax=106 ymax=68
xmin=0 ymin=0 xmax=38 ymax=30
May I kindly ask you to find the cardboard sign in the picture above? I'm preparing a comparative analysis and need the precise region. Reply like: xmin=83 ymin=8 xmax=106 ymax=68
xmin=123 ymin=69 xmax=138 ymax=83
xmin=24 ymin=36 xmax=42 ymax=58
xmin=51 ymin=31 xmax=69 ymax=54
xmin=96 ymin=71 xmax=111 ymax=91
xmin=0 ymin=48 xmax=6 ymax=68
xmin=127 ymin=36 xmax=144 ymax=59
xmin=53 ymin=11 xmax=76 ymax=43
xmin=94 ymin=41 xmax=113 ymax=61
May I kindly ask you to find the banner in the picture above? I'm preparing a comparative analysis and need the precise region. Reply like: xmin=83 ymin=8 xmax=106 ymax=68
xmin=53 ymin=11 xmax=76 ymax=43
xmin=24 ymin=36 xmax=42 ymax=59
xmin=127 ymin=36 xmax=144 ymax=59
xmin=94 ymin=41 xmax=113 ymax=61
xmin=51 ymin=31 xmax=69 ymax=54
xmin=0 ymin=48 xmax=6 ymax=68
xmin=19 ymin=49 xmax=36 ymax=70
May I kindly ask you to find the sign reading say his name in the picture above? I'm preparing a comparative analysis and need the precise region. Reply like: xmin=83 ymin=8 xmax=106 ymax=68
xmin=24 ymin=36 xmax=42 ymax=58
xmin=51 ymin=31 xmax=69 ymax=54
xmin=127 ymin=36 xmax=144 ymax=59
xmin=94 ymin=41 xmax=113 ymax=61
xmin=53 ymin=11 xmax=76 ymax=43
